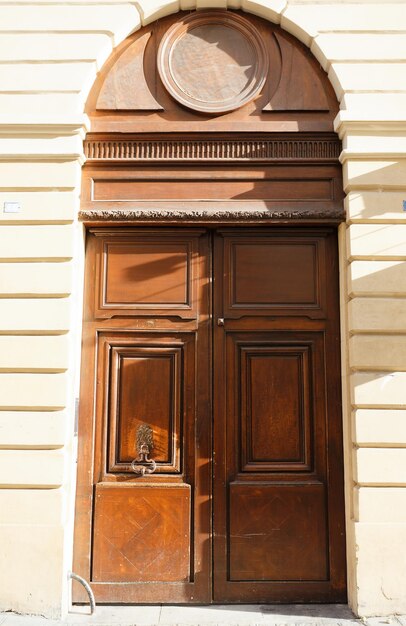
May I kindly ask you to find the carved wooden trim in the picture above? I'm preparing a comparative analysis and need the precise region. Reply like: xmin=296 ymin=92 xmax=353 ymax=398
xmin=79 ymin=206 xmax=345 ymax=223
xmin=84 ymin=135 xmax=341 ymax=163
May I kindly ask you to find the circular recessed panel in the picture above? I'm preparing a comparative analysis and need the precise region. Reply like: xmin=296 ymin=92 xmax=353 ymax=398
xmin=158 ymin=12 xmax=268 ymax=114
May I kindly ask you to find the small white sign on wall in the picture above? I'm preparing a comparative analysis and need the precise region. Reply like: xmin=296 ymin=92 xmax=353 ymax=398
xmin=3 ymin=201 xmax=21 ymax=213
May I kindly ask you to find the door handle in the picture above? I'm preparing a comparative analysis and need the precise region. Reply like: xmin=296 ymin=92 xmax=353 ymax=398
xmin=131 ymin=423 xmax=157 ymax=476
xmin=217 ymin=318 xmax=225 ymax=326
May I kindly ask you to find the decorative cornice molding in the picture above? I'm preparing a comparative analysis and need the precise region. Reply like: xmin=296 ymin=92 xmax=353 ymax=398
xmin=339 ymin=149 xmax=406 ymax=163
xmin=0 ymin=115 xmax=90 ymax=137
xmin=334 ymin=112 xmax=406 ymax=138
xmin=84 ymin=135 xmax=341 ymax=163
xmin=79 ymin=206 xmax=345 ymax=222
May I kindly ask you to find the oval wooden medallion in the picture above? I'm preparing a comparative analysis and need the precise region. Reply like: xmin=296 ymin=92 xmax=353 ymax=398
xmin=158 ymin=11 xmax=268 ymax=114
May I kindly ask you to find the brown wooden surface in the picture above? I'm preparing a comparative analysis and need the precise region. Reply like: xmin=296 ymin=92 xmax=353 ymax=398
xmin=73 ymin=226 xmax=346 ymax=604
xmin=92 ymin=485 xmax=190 ymax=582
xmin=81 ymin=164 xmax=343 ymax=220
xmin=92 ymin=230 xmax=201 ymax=319
xmin=107 ymin=344 xmax=182 ymax=472
xmin=212 ymin=229 xmax=346 ymax=602
xmin=73 ymin=229 xmax=212 ymax=603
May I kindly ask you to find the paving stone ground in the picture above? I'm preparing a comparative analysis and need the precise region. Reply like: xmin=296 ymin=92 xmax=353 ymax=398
xmin=0 ymin=605 xmax=405 ymax=626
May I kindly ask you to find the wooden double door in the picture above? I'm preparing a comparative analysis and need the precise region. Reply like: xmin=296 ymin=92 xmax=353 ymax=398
xmin=74 ymin=226 xmax=347 ymax=604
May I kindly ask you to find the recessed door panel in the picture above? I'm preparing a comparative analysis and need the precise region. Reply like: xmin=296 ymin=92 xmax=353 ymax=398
xmin=89 ymin=229 xmax=203 ymax=319
xmin=229 ymin=483 xmax=328 ymax=581
xmin=222 ymin=231 xmax=328 ymax=318
xmin=239 ymin=343 xmax=312 ymax=471
xmin=108 ymin=343 xmax=183 ymax=473
xmin=92 ymin=485 xmax=191 ymax=583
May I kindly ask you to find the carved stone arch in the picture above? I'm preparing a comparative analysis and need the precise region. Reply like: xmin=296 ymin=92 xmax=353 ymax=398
xmin=80 ymin=9 xmax=343 ymax=224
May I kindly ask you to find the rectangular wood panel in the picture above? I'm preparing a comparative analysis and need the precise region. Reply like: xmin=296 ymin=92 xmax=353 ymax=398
xmin=105 ymin=242 xmax=189 ymax=305
xmin=108 ymin=344 xmax=182 ymax=473
xmin=221 ymin=231 xmax=328 ymax=318
xmin=240 ymin=344 xmax=311 ymax=472
xmin=229 ymin=483 xmax=328 ymax=581
xmin=90 ymin=230 xmax=203 ymax=319
xmin=92 ymin=485 xmax=190 ymax=583
xmin=93 ymin=178 xmax=333 ymax=202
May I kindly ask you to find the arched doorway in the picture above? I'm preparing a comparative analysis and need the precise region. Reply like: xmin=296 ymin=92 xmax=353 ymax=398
xmin=73 ymin=9 xmax=346 ymax=604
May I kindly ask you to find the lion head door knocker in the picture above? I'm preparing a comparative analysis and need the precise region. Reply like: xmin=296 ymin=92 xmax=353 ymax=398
xmin=131 ymin=423 xmax=157 ymax=476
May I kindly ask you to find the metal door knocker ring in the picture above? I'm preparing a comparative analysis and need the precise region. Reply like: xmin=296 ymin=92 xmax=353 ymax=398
xmin=131 ymin=424 xmax=157 ymax=475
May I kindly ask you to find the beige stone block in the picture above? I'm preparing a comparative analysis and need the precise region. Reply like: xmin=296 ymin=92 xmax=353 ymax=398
xmin=199 ymin=0 xmax=229 ymax=7
xmin=354 ymin=409 xmax=406 ymax=446
xmin=349 ymin=298 xmax=406 ymax=332
xmin=0 ymin=5 xmax=141 ymax=44
xmin=179 ymin=0 xmax=196 ymax=7
xmin=342 ymin=93 xmax=406 ymax=117
xmin=355 ymin=522 xmax=406 ymax=616
xmin=135 ymin=0 xmax=179 ymax=25
xmin=0 ymin=410 xmax=67 ymax=449
xmin=352 ymin=371 xmax=406 ymax=407
xmin=346 ymin=191 xmax=406 ymax=223
xmin=357 ymin=487 xmax=406 ymax=522
xmin=0 ymin=161 xmax=81 ymax=189
xmin=0 ymin=225 xmax=74 ymax=260
xmin=347 ymin=224 xmax=406 ymax=259
xmin=342 ymin=133 xmax=406 ymax=157
xmin=0 ymin=524 xmax=64 ymax=618
xmin=279 ymin=6 xmax=314 ymax=45
xmin=200 ymin=0 xmax=229 ymax=6
xmin=329 ymin=62 xmax=406 ymax=101
xmin=0 ymin=61 xmax=96 ymax=92
xmin=311 ymin=34 xmax=406 ymax=71
xmin=0 ymin=135 xmax=84 ymax=160
xmin=0 ymin=450 xmax=64 ymax=487
xmin=0 ymin=33 xmax=112 ymax=66
xmin=0 ymin=373 xmax=68 ymax=409
xmin=356 ymin=448 xmax=406 ymax=485
xmin=281 ymin=4 xmax=406 ymax=47
xmin=348 ymin=261 xmax=406 ymax=295
xmin=0 ymin=191 xmax=76 ymax=224
xmin=0 ymin=336 xmax=69 ymax=372
xmin=347 ymin=225 xmax=406 ymax=259
xmin=240 ymin=0 xmax=286 ymax=22
xmin=0 ymin=93 xmax=84 ymax=116
xmin=0 ymin=262 xmax=72 ymax=296
xmin=344 ymin=159 xmax=406 ymax=192
xmin=350 ymin=335 xmax=406 ymax=371
xmin=0 ymin=298 xmax=71 ymax=333
xmin=0 ymin=488 xmax=64 ymax=524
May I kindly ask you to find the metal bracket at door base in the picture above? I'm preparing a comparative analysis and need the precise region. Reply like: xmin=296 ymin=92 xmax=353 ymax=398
xmin=69 ymin=571 xmax=96 ymax=615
